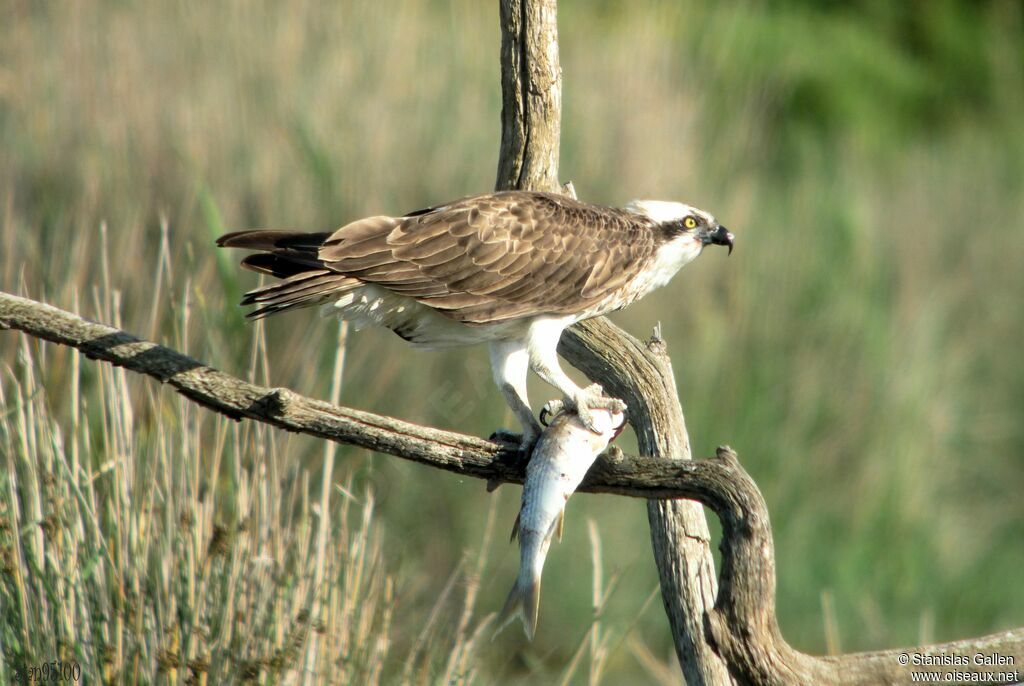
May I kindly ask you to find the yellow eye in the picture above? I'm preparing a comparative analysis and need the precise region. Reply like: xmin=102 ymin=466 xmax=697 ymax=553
xmin=683 ymin=216 xmax=698 ymax=229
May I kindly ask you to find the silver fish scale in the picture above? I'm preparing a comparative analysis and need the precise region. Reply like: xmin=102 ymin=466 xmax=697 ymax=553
xmin=496 ymin=408 xmax=625 ymax=640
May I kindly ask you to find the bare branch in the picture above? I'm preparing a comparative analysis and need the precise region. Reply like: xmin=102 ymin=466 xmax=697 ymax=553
xmin=495 ymin=0 xmax=562 ymax=193
xmin=0 ymin=290 xmax=689 ymax=497
xmin=698 ymin=443 xmax=1024 ymax=686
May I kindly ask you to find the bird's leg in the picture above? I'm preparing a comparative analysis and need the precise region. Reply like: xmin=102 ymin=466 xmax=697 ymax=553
xmin=526 ymin=325 xmax=626 ymax=433
xmin=488 ymin=339 xmax=542 ymax=455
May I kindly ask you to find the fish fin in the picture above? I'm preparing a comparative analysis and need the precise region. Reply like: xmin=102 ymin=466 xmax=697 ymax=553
xmin=555 ymin=511 xmax=565 ymax=542
xmin=509 ymin=512 xmax=521 ymax=543
xmin=522 ymin=576 xmax=541 ymax=639
xmin=493 ymin=574 xmax=541 ymax=641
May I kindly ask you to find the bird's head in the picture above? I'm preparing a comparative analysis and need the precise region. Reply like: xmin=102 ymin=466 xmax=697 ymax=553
xmin=626 ymin=200 xmax=734 ymax=255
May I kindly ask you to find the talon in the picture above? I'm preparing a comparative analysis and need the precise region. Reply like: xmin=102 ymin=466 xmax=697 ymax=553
xmin=574 ymin=402 xmax=600 ymax=433
xmin=572 ymin=385 xmax=627 ymax=434
xmin=540 ymin=399 xmax=566 ymax=426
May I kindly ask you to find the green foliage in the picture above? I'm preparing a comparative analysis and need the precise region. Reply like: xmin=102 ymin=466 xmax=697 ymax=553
xmin=2 ymin=0 xmax=1022 ymax=682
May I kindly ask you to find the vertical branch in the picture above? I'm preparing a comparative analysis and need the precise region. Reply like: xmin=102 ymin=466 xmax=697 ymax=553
xmin=496 ymin=0 xmax=562 ymax=193
xmin=494 ymin=2 xmax=732 ymax=683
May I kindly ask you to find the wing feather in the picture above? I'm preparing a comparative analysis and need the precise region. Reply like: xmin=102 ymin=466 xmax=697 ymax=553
xmin=470 ymin=241 xmax=511 ymax=267
xmin=312 ymin=191 xmax=660 ymax=324
xmin=407 ymin=243 xmax=466 ymax=268
xmin=321 ymin=217 xmax=398 ymax=257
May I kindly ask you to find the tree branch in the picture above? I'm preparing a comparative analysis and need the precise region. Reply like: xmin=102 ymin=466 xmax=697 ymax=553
xmin=496 ymin=0 xmax=562 ymax=193
xmin=3 ymin=290 xmax=1022 ymax=684
xmin=0 ymin=290 xmax=703 ymax=498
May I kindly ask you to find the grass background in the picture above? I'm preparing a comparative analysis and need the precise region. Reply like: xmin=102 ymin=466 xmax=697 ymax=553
xmin=2 ymin=0 xmax=1023 ymax=683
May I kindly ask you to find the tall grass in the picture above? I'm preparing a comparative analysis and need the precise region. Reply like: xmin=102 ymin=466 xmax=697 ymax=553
xmin=0 ymin=263 xmax=501 ymax=683
xmin=2 ymin=0 xmax=1023 ymax=682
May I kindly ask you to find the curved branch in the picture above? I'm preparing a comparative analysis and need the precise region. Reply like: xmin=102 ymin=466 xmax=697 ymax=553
xmin=3 ymin=291 xmax=1022 ymax=684
xmin=697 ymin=444 xmax=1024 ymax=686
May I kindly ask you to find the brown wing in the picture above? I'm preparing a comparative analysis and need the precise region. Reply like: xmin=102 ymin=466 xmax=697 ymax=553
xmin=317 ymin=191 xmax=661 ymax=324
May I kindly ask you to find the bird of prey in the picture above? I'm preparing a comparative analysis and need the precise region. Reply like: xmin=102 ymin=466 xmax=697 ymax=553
xmin=217 ymin=190 xmax=733 ymax=448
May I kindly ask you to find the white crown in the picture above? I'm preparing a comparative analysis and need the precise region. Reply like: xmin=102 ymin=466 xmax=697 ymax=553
xmin=626 ymin=200 xmax=692 ymax=223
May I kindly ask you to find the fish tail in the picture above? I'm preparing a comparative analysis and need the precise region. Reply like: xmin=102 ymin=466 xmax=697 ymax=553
xmin=493 ymin=573 xmax=541 ymax=641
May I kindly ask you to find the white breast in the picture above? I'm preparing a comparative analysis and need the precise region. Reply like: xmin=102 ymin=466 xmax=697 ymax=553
xmin=596 ymin=235 xmax=704 ymax=314
xmin=643 ymin=236 xmax=704 ymax=291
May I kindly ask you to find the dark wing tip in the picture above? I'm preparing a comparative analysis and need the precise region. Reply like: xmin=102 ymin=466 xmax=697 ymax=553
xmin=216 ymin=231 xmax=272 ymax=249
xmin=216 ymin=230 xmax=332 ymax=250
xmin=215 ymin=232 xmax=237 ymax=247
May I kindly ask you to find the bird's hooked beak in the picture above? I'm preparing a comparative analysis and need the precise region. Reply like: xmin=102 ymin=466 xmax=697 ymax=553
xmin=704 ymin=225 xmax=734 ymax=255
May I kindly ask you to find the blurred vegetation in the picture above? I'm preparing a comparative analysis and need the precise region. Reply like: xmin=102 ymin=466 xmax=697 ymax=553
xmin=1 ymin=0 xmax=1022 ymax=682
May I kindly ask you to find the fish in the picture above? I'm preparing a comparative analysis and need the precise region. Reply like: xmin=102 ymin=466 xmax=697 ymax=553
xmin=494 ymin=406 xmax=626 ymax=640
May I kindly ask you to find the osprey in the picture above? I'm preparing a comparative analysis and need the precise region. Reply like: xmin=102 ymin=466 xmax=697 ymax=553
xmin=217 ymin=190 xmax=733 ymax=448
